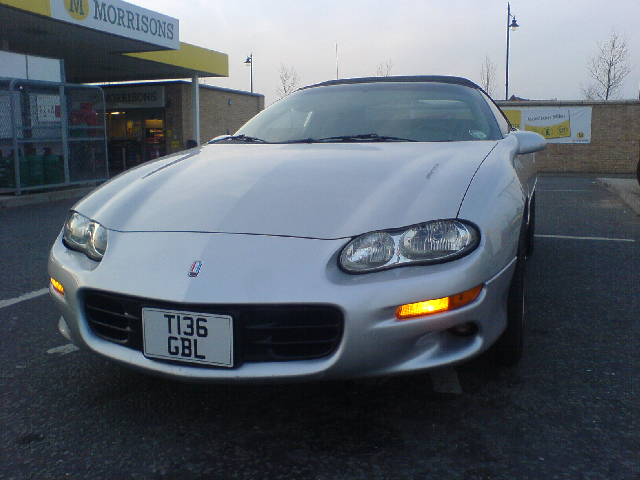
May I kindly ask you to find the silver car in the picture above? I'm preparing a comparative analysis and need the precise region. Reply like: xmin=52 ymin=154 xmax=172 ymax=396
xmin=48 ymin=76 xmax=545 ymax=382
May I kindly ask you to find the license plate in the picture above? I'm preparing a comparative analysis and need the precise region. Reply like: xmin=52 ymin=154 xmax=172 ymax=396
xmin=142 ymin=308 xmax=233 ymax=367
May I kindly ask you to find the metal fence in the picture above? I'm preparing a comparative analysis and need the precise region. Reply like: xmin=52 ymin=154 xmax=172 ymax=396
xmin=0 ymin=78 xmax=108 ymax=194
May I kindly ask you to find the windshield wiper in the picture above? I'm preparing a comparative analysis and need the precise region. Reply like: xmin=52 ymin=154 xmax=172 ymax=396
xmin=315 ymin=133 xmax=417 ymax=143
xmin=209 ymin=134 xmax=269 ymax=144
xmin=280 ymin=138 xmax=316 ymax=144
xmin=210 ymin=133 xmax=417 ymax=144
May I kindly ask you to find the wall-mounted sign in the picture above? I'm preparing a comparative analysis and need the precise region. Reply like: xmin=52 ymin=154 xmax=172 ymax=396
xmin=0 ymin=51 xmax=63 ymax=82
xmin=35 ymin=94 xmax=62 ymax=123
xmin=502 ymin=107 xmax=592 ymax=144
xmin=50 ymin=0 xmax=179 ymax=50
xmin=104 ymin=86 xmax=165 ymax=109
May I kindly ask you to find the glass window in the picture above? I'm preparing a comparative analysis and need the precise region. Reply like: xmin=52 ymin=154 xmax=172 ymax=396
xmin=482 ymin=92 xmax=511 ymax=135
xmin=236 ymin=82 xmax=504 ymax=143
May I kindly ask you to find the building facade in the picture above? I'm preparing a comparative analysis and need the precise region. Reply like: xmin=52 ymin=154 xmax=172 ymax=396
xmin=103 ymin=82 xmax=264 ymax=175
xmin=0 ymin=0 xmax=259 ymax=194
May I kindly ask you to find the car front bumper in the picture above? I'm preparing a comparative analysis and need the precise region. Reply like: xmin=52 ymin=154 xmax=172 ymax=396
xmin=48 ymin=230 xmax=515 ymax=382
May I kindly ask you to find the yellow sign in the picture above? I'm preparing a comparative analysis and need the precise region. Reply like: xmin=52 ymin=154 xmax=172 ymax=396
xmin=503 ymin=110 xmax=521 ymax=130
xmin=0 ymin=0 xmax=51 ymax=16
xmin=65 ymin=0 xmax=88 ymax=20
xmin=500 ymin=107 xmax=592 ymax=144
xmin=525 ymin=119 xmax=570 ymax=139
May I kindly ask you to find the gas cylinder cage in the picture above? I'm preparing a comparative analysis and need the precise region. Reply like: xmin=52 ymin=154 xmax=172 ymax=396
xmin=0 ymin=78 xmax=108 ymax=195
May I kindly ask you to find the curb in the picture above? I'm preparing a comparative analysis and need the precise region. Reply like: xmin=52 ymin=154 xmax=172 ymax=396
xmin=0 ymin=187 xmax=95 ymax=209
xmin=596 ymin=178 xmax=640 ymax=216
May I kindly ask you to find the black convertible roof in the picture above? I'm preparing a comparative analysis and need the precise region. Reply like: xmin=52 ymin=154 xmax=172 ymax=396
xmin=304 ymin=76 xmax=483 ymax=91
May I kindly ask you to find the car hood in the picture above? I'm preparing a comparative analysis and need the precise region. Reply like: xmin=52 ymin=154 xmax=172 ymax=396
xmin=76 ymin=142 xmax=497 ymax=239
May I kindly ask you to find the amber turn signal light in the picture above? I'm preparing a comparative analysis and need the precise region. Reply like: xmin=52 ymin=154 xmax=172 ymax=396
xmin=396 ymin=284 xmax=483 ymax=320
xmin=50 ymin=278 xmax=65 ymax=297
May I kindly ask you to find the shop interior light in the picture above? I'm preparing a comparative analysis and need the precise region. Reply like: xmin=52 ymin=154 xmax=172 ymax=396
xmin=396 ymin=285 xmax=483 ymax=320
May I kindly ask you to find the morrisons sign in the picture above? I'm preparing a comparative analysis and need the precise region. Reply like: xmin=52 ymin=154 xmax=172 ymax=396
xmin=50 ymin=0 xmax=179 ymax=50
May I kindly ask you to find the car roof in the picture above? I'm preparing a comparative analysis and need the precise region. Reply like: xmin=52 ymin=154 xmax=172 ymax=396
xmin=303 ymin=75 xmax=483 ymax=91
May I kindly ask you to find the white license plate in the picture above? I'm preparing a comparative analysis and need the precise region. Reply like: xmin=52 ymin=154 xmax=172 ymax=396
xmin=142 ymin=308 xmax=233 ymax=367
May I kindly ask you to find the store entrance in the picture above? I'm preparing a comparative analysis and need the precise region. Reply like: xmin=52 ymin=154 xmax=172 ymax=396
xmin=107 ymin=109 xmax=165 ymax=175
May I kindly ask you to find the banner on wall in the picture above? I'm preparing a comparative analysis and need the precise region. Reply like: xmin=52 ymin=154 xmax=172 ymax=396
xmin=501 ymin=107 xmax=592 ymax=144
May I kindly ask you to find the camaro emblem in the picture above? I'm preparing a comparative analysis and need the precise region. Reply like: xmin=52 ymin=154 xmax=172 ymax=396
xmin=189 ymin=261 xmax=203 ymax=277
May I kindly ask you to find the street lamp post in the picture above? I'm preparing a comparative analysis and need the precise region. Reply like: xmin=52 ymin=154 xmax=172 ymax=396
xmin=245 ymin=53 xmax=253 ymax=93
xmin=505 ymin=3 xmax=519 ymax=101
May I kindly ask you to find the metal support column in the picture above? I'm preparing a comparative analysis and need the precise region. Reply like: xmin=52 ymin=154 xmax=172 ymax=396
xmin=60 ymin=84 xmax=70 ymax=183
xmin=192 ymin=74 xmax=200 ymax=146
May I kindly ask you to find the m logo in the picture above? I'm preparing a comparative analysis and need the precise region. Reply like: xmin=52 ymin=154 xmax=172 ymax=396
xmin=189 ymin=261 xmax=203 ymax=278
xmin=66 ymin=0 xmax=89 ymax=21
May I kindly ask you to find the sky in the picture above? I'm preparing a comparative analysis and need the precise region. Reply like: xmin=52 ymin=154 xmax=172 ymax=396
xmin=131 ymin=0 xmax=640 ymax=106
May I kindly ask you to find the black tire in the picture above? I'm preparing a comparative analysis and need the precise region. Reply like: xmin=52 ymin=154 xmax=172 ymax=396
xmin=487 ymin=223 xmax=526 ymax=367
xmin=636 ymin=159 xmax=640 ymax=186
xmin=525 ymin=193 xmax=536 ymax=258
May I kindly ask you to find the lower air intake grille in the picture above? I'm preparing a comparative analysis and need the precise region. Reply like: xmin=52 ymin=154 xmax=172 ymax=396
xmin=83 ymin=290 xmax=343 ymax=364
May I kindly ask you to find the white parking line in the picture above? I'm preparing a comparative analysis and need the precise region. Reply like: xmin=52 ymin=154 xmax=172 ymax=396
xmin=537 ymin=189 xmax=592 ymax=192
xmin=536 ymin=234 xmax=635 ymax=243
xmin=47 ymin=344 xmax=79 ymax=355
xmin=0 ymin=288 xmax=49 ymax=309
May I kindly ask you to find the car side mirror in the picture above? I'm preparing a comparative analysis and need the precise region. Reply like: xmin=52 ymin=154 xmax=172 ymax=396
xmin=510 ymin=130 xmax=546 ymax=154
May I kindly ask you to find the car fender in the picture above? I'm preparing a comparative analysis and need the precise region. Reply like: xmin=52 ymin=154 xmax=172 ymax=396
xmin=457 ymin=136 xmax=526 ymax=281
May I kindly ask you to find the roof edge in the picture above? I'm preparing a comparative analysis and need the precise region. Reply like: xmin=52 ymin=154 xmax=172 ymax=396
xmin=124 ymin=42 xmax=228 ymax=78
xmin=0 ymin=0 xmax=51 ymax=16
xmin=305 ymin=76 xmax=482 ymax=90
xmin=100 ymin=80 xmax=264 ymax=98
xmin=497 ymin=99 xmax=640 ymax=107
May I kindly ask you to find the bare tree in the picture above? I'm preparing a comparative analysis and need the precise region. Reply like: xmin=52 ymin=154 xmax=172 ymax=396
xmin=581 ymin=83 xmax=600 ymax=101
xmin=479 ymin=55 xmax=497 ymax=97
xmin=375 ymin=60 xmax=393 ymax=77
xmin=581 ymin=30 xmax=632 ymax=100
xmin=276 ymin=64 xmax=300 ymax=99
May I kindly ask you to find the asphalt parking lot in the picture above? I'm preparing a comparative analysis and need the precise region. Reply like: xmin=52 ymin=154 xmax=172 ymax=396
xmin=0 ymin=174 xmax=639 ymax=480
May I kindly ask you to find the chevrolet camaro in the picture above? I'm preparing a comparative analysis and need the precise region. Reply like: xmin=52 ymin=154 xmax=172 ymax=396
xmin=48 ymin=76 xmax=546 ymax=382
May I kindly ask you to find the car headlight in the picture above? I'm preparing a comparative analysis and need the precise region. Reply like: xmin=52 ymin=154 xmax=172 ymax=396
xmin=62 ymin=211 xmax=108 ymax=261
xmin=339 ymin=220 xmax=479 ymax=273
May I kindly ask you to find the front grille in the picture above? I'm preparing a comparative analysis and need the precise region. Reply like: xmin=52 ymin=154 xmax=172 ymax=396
xmin=83 ymin=290 xmax=343 ymax=364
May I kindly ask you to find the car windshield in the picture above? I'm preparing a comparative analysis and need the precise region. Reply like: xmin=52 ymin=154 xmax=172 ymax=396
xmin=233 ymin=81 xmax=503 ymax=144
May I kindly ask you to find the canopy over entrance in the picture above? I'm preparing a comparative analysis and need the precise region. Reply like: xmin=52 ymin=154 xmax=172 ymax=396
xmin=0 ymin=0 xmax=228 ymax=83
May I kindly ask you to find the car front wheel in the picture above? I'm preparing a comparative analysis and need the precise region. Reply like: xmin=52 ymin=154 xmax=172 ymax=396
xmin=487 ymin=223 xmax=526 ymax=367
xmin=526 ymin=193 xmax=536 ymax=257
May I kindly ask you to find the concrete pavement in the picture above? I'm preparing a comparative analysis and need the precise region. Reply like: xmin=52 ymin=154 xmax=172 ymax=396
xmin=595 ymin=177 xmax=640 ymax=216
xmin=0 ymin=186 xmax=95 ymax=209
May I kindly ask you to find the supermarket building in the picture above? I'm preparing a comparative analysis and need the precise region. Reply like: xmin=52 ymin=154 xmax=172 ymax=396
xmin=0 ymin=0 xmax=264 ymax=194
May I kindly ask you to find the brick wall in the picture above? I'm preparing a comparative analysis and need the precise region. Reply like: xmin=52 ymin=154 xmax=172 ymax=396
xmin=164 ymin=83 xmax=184 ymax=154
xmin=497 ymin=100 xmax=640 ymax=174
xmin=165 ymin=82 xmax=264 ymax=154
